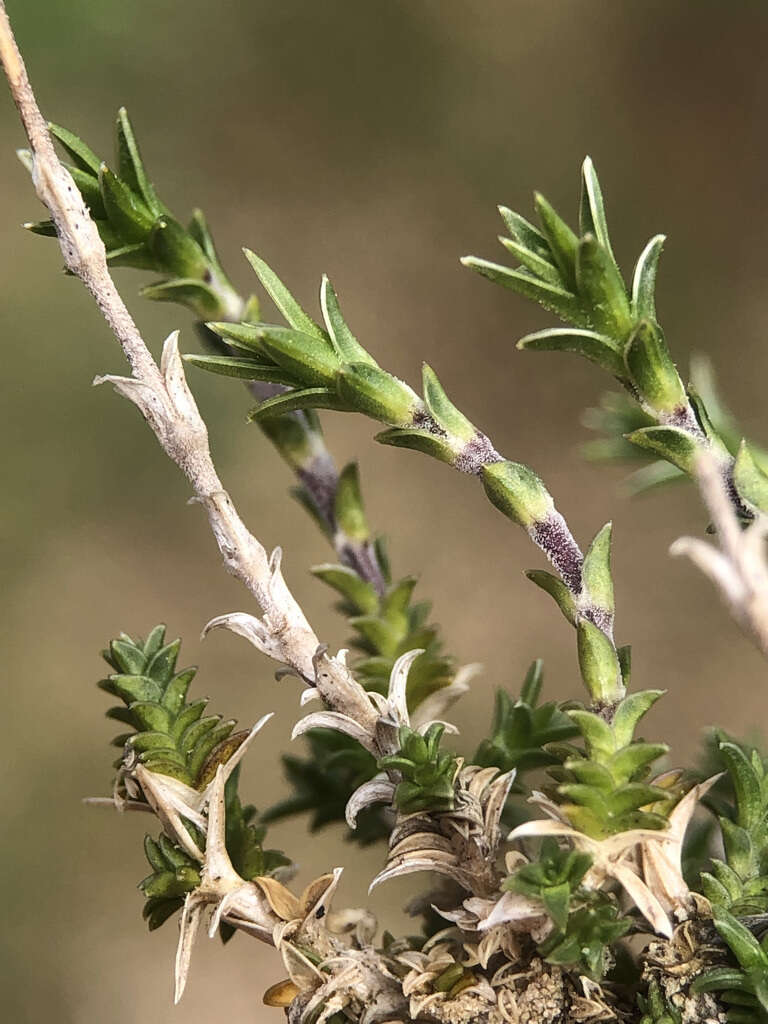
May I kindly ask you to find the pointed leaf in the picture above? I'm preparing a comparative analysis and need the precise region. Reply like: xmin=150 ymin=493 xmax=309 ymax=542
xmin=525 ymin=569 xmax=577 ymax=624
xmin=624 ymin=425 xmax=700 ymax=474
xmin=582 ymin=522 xmax=614 ymax=617
xmin=461 ymin=257 xmax=585 ymax=325
xmin=498 ymin=236 xmax=562 ymax=285
xmin=611 ymin=690 xmax=665 ymax=749
xmin=243 ymin=250 xmax=326 ymax=339
xmin=116 ymin=108 xmax=162 ymax=216
xmin=422 ymin=364 xmax=476 ymax=441
xmin=337 ymin=362 xmax=420 ymax=425
xmin=375 ymin=427 xmax=457 ymax=465
xmin=183 ymin=353 xmax=296 ymax=383
xmin=579 ymin=157 xmax=615 ymax=260
xmin=320 ymin=276 xmax=376 ymax=365
xmin=632 ymin=234 xmax=665 ymax=321
xmin=575 ymin=234 xmax=632 ymax=339
xmin=624 ymin=320 xmax=685 ymax=413
xmin=534 ymin=192 xmax=579 ymax=289
xmin=99 ymin=164 xmax=155 ymax=242
xmin=248 ymin=388 xmax=352 ymax=420
xmin=48 ymin=122 xmax=101 ymax=174
xmin=517 ymin=327 xmax=626 ymax=378
xmin=498 ymin=206 xmax=554 ymax=263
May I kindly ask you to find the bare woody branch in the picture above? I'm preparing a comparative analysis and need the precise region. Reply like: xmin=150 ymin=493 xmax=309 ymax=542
xmin=0 ymin=0 xmax=376 ymax=736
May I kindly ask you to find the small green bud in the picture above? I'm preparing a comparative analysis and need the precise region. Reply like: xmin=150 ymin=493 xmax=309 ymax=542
xmin=334 ymin=463 xmax=370 ymax=542
xmin=576 ymin=620 xmax=623 ymax=704
xmin=481 ymin=461 xmax=554 ymax=528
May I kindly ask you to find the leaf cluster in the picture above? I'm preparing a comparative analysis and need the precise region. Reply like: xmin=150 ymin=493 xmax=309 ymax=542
xmin=692 ymin=907 xmax=768 ymax=1022
xmin=505 ymin=837 xmax=592 ymax=931
xmin=379 ymin=723 xmax=458 ymax=814
xmin=701 ymin=742 xmax=768 ymax=915
xmin=25 ymin=111 xmax=244 ymax=319
xmin=539 ymin=887 xmax=630 ymax=979
xmin=550 ymin=687 xmax=674 ymax=837
xmin=474 ymin=660 xmax=578 ymax=777
xmin=100 ymin=625 xmax=247 ymax=789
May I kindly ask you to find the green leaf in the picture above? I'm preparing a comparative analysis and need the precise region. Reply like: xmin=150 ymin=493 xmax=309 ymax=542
xmin=525 ymin=569 xmax=577 ymax=625
xmin=48 ymin=122 xmax=101 ymax=174
xmin=582 ymin=522 xmax=614 ymax=618
xmin=183 ymin=353 xmax=297 ymax=383
xmin=481 ymin=460 xmax=554 ymax=528
xmin=115 ymin=108 xmax=162 ymax=216
xmin=576 ymin=620 xmax=622 ymax=704
xmin=497 ymin=235 xmax=562 ymax=286
xmin=712 ymin=906 xmax=768 ymax=971
xmin=575 ymin=234 xmax=632 ymax=339
xmin=631 ymin=234 xmax=666 ymax=321
xmin=375 ymin=427 xmax=457 ymax=465
xmin=99 ymin=164 xmax=155 ymax=242
xmin=146 ymin=217 xmax=208 ymax=278
xmin=542 ymin=882 xmax=571 ymax=931
xmin=624 ymin=425 xmax=700 ymax=474
xmin=320 ymin=276 xmax=376 ymax=365
xmin=720 ymin=742 xmax=762 ymax=831
xmin=534 ymin=192 xmax=579 ymax=290
xmin=105 ymin=243 xmax=156 ymax=271
xmin=243 ymin=250 xmax=326 ymax=340
xmin=254 ymin=324 xmax=340 ymax=386
xmin=611 ymin=690 xmax=665 ymax=749
xmin=206 ymin=321 xmax=267 ymax=355
xmin=567 ymin=709 xmax=616 ymax=760
xmin=140 ymin=279 xmax=221 ymax=317
xmin=311 ymin=563 xmax=379 ymax=615
xmin=517 ymin=327 xmax=626 ymax=378
xmin=623 ymin=320 xmax=685 ymax=413
xmin=579 ymin=157 xmax=615 ymax=261
xmin=461 ymin=257 xmax=584 ymax=325
xmin=337 ymin=362 xmax=420 ymax=425
xmin=334 ymin=463 xmax=370 ymax=543
xmin=608 ymin=743 xmax=669 ymax=784
xmin=422 ymin=364 xmax=476 ymax=442
xmin=617 ymin=645 xmax=631 ymax=687
xmin=734 ymin=440 xmax=768 ymax=514
xmin=520 ymin=658 xmax=544 ymax=706
xmin=498 ymin=206 xmax=554 ymax=263
xmin=248 ymin=388 xmax=352 ymax=420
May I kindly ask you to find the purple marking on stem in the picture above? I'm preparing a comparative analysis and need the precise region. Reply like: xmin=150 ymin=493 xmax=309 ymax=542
xmin=454 ymin=432 xmax=504 ymax=475
xmin=531 ymin=512 xmax=584 ymax=593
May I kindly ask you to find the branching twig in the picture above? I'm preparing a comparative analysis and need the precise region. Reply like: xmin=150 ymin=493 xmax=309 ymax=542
xmin=0 ymin=0 xmax=376 ymax=735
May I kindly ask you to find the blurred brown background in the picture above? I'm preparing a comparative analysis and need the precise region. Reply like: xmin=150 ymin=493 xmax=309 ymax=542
xmin=3 ymin=1 xmax=768 ymax=1020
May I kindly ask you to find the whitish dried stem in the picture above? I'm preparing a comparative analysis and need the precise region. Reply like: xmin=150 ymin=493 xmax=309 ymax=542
xmin=0 ymin=2 xmax=376 ymax=733
xmin=671 ymin=453 xmax=768 ymax=658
